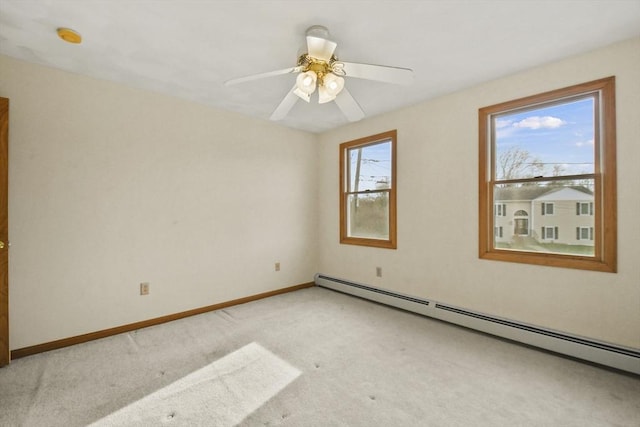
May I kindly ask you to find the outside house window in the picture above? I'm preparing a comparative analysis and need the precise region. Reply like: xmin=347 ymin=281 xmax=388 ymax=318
xmin=541 ymin=202 xmax=554 ymax=216
xmin=577 ymin=227 xmax=594 ymax=241
xmin=340 ymin=130 xmax=397 ymax=249
xmin=479 ymin=77 xmax=617 ymax=272
xmin=542 ymin=226 xmax=559 ymax=240
xmin=577 ymin=202 xmax=594 ymax=216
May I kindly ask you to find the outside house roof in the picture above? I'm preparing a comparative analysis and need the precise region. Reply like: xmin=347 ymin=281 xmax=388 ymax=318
xmin=495 ymin=185 xmax=593 ymax=202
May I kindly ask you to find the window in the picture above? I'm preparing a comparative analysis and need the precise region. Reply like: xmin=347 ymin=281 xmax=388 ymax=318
xmin=479 ymin=77 xmax=616 ymax=272
xmin=340 ymin=130 xmax=397 ymax=249
xmin=495 ymin=226 xmax=503 ymax=238
xmin=577 ymin=202 xmax=594 ymax=216
xmin=542 ymin=226 xmax=559 ymax=240
xmin=495 ymin=203 xmax=506 ymax=216
xmin=541 ymin=202 xmax=554 ymax=216
xmin=577 ymin=227 xmax=594 ymax=241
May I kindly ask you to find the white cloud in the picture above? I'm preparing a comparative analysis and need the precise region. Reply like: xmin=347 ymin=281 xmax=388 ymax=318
xmin=495 ymin=119 xmax=513 ymax=129
xmin=495 ymin=119 xmax=517 ymax=139
xmin=513 ymin=116 xmax=566 ymax=130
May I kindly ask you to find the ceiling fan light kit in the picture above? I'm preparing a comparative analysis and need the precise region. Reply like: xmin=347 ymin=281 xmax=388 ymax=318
xmin=294 ymin=52 xmax=346 ymax=104
xmin=225 ymin=25 xmax=413 ymax=123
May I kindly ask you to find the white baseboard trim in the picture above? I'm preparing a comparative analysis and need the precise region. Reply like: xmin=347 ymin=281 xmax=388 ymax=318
xmin=315 ymin=273 xmax=640 ymax=375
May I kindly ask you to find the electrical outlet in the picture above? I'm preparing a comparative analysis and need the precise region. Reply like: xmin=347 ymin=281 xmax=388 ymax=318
xmin=140 ymin=282 xmax=150 ymax=295
xmin=376 ymin=267 xmax=382 ymax=277
xmin=275 ymin=262 xmax=281 ymax=272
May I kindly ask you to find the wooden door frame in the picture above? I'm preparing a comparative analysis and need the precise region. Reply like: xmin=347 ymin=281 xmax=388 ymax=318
xmin=0 ymin=97 xmax=8 ymax=367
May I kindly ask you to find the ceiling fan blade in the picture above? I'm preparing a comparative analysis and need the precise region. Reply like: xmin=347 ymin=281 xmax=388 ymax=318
xmin=334 ymin=88 xmax=365 ymax=122
xmin=306 ymin=36 xmax=337 ymax=62
xmin=270 ymin=85 xmax=299 ymax=121
xmin=340 ymin=61 xmax=414 ymax=85
xmin=225 ymin=66 xmax=304 ymax=86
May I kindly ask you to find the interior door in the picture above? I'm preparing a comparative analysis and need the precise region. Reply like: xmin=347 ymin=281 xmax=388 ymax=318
xmin=0 ymin=97 xmax=8 ymax=367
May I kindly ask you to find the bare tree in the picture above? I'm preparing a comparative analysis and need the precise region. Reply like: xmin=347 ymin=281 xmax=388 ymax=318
xmin=497 ymin=147 xmax=543 ymax=180
xmin=551 ymin=164 xmax=566 ymax=176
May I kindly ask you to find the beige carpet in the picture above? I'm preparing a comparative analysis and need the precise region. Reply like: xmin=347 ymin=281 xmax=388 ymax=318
xmin=0 ymin=286 xmax=638 ymax=426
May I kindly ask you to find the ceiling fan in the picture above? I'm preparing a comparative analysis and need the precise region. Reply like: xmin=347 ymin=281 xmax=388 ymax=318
xmin=225 ymin=25 xmax=414 ymax=122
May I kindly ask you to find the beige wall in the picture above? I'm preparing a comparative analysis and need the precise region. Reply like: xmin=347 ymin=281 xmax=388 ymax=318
xmin=317 ymin=38 xmax=640 ymax=348
xmin=2 ymin=37 xmax=638 ymax=352
xmin=0 ymin=55 xmax=319 ymax=349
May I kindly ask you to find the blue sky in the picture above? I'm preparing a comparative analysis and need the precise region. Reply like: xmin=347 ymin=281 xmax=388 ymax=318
xmin=495 ymin=96 xmax=595 ymax=177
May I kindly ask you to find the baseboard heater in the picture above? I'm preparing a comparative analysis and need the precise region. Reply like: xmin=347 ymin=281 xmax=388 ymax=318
xmin=315 ymin=274 xmax=640 ymax=375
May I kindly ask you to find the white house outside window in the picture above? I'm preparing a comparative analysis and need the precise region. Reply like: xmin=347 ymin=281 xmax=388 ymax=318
xmin=578 ymin=202 xmax=594 ymax=216
xmin=541 ymin=202 xmax=554 ymax=216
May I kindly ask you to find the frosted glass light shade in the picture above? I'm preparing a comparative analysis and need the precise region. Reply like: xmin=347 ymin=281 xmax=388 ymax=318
xmin=294 ymin=71 xmax=317 ymax=102
xmin=318 ymin=74 xmax=344 ymax=104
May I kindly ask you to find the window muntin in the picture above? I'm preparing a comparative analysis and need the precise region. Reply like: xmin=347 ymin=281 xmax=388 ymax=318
xmin=479 ymin=77 xmax=616 ymax=272
xmin=340 ymin=130 xmax=397 ymax=249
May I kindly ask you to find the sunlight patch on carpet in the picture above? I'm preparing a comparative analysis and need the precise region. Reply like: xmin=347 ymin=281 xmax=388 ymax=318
xmin=89 ymin=342 xmax=301 ymax=426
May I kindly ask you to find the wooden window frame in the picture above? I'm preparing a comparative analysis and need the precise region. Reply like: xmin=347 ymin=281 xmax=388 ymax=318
xmin=479 ymin=77 xmax=617 ymax=272
xmin=340 ymin=130 xmax=397 ymax=249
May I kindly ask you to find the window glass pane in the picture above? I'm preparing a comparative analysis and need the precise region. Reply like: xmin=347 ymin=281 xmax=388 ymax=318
xmin=348 ymin=141 xmax=392 ymax=192
xmin=493 ymin=180 xmax=594 ymax=256
xmin=494 ymin=97 xmax=594 ymax=180
xmin=347 ymin=192 xmax=389 ymax=240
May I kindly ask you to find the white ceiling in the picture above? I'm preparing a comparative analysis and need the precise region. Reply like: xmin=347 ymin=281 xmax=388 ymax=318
xmin=1 ymin=1 xmax=639 ymax=133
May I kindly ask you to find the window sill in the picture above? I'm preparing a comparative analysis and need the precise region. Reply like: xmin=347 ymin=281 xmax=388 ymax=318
xmin=340 ymin=236 xmax=397 ymax=249
xmin=479 ymin=249 xmax=616 ymax=273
